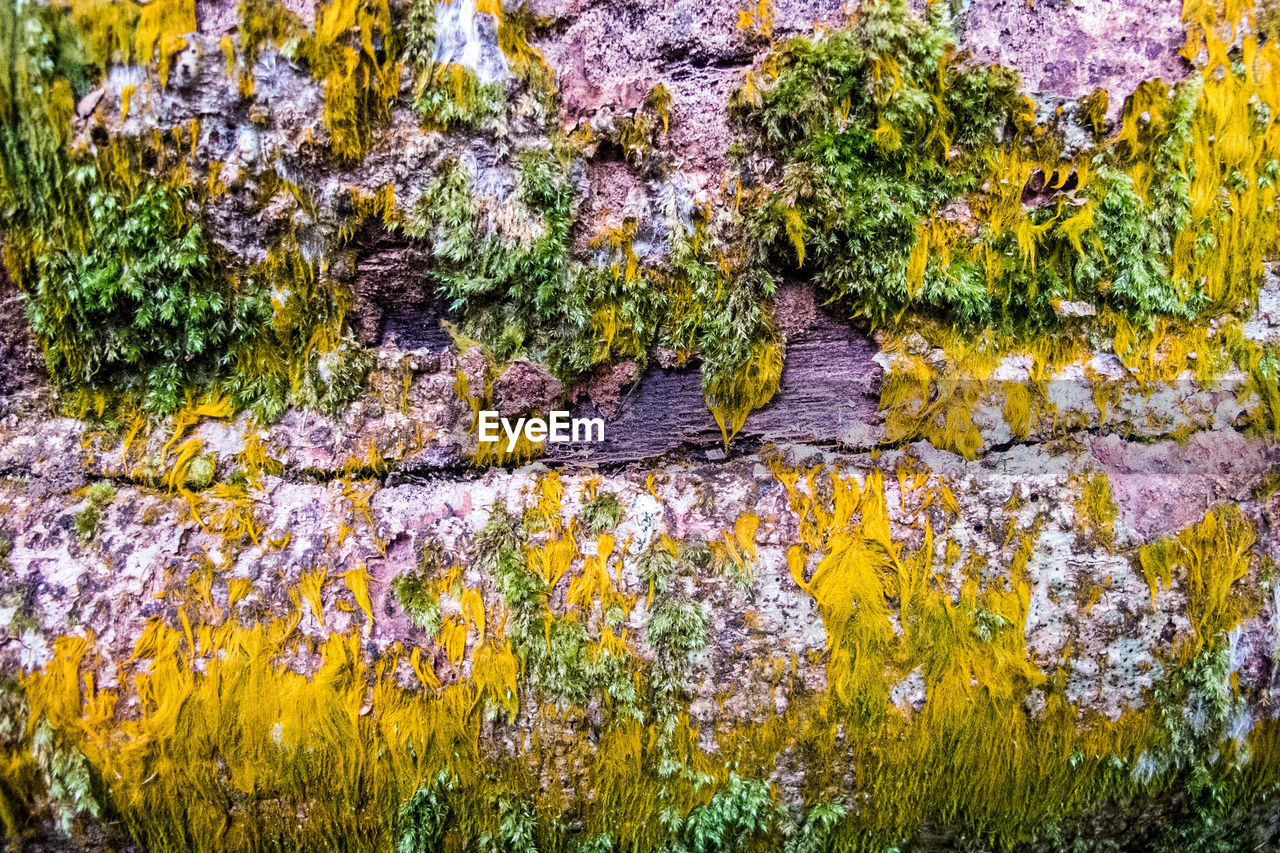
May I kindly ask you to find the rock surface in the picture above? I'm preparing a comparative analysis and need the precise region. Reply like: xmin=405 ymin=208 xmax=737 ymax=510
xmin=3 ymin=0 xmax=1280 ymax=849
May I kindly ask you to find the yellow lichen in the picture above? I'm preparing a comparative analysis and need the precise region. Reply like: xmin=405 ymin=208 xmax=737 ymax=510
xmin=1137 ymin=504 xmax=1256 ymax=657
xmin=705 ymin=340 xmax=783 ymax=447
xmin=1075 ymin=472 xmax=1118 ymax=547
xmin=63 ymin=0 xmax=195 ymax=86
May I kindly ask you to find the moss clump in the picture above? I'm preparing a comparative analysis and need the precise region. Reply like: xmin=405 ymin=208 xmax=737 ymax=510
xmin=579 ymin=491 xmax=622 ymax=536
xmin=1253 ymin=466 xmax=1280 ymax=499
xmin=574 ymin=83 xmax=673 ymax=165
xmin=486 ymin=1 xmax=555 ymax=103
xmin=656 ymin=216 xmax=783 ymax=444
xmin=411 ymin=139 xmax=786 ymax=449
xmin=401 ymin=0 xmax=506 ymax=133
xmin=0 ymin=679 xmax=104 ymax=840
xmin=638 ymin=535 xmax=710 ymax=741
xmin=406 ymin=149 xmax=576 ymax=365
xmin=645 ymin=596 xmax=708 ymax=696
xmin=307 ymin=0 xmax=402 ymax=161
xmin=182 ymin=453 xmax=217 ymax=491
xmin=0 ymin=684 xmax=38 ymax=836
xmin=734 ymin=0 xmax=1023 ymax=326
xmin=2 ymin=6 xmax=281 ymax=419
xmin=480 ymin=499 xmax=640 ymax=717
xmin=392 ymin=570 xmax=443 ymax=636
xmin=291 ymin=340 xmax=373 ymax=419
xmin=414 ymin=64 xmax=505 ymax=131
xmin=1137 ymin=503 xmax=1258 ymax=658
xmin=0 ymin=2 xmax=86 ymax=226
xmin=734 ymin=0 xmax=1280 ymax=339
xmin=747 ymin=0 xmax=1280 ymax=455
xmin=73 ymin=482 xmax=117 ymax=543
xmin=25 ymin=177 xmax=269 ymax=414
xmin=29 ymin=718 xmax=103 ymax=836
xmin=395 ymin=769 xmax=452 ymax=852
xmin=225 ymin=227 xmax=359 ymax=422
xmin=61 ymin=0 xmax=196 ymax=86
xmin=236 ymin=0 xmax=298 ymax=66
xmin=1078 ymin=86 xmax=1110 ymax=141
xmin=663 ymin=773 xmax=782 ymax=850
xmin=1249 ymin=343 xmax=1280 ymax=435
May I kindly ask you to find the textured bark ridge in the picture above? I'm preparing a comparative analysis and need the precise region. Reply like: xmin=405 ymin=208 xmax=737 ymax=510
xmin=2 ymin=0 xmax=1280 ymax=850
xmin=547 ymin=303 xmax=882 ymax=463
xmin=350 ymin=226 xmax=456 ymax=350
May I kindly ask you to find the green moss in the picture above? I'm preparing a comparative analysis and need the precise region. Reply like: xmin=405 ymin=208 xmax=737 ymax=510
xmin=678 ymin=536 xmax=712 ymax=572
xmin=391 ymin=775 xmax=845 ymax=853
xmin=184 ymin=454 xmax=217 ymax=491
xmin=478 ymin=796 xmax=538 ymax=853
xmin=1094 ymin=642 xmax=1279 ymax=853
xmin=665 ymin=773 xmax=782 ymax=852
xmin=400 ymin=0 xmax=436 ymax=64
xmin=7 ymin=0 xmax=1273 ymax=445
xmin=710 ymin=0 xmax=1280 ymax=456
xmin=410 ymin=148 xmax=785 ymax=448
xmin=480 ymin=502 xmax=640 ymax=718
xmin=646 ymin=598 xmax=708 ymax=688
xmin=1075 ymin=161 xmax=1197 ymax=322
xmin=0 ymin=683 xmax=34 ymax=835
xmin=414 ymin=65 xmax=505 ymax=131
xmin=396 ymin=769 xmax=452 ymax=852
xmin=641 ymin=538 xmax=710 ymax=742
xmin=73 ymin=482 xmax=117 ymax=543
xmin=733 ymin=0 xmax=1020 ymax=325
xmin=401 ymin=2 xmax=506 ymax=133
xmin=0 ymin=2 xmax=87 ymax=227
xmin=392 ymin=571 xmax=442 ymax=636
xmin=30 ymin=719 xmax=102 ymax=836
xmin=1249 ymin=343 xmax=1280 ymax=435
xmin=583 ymin=83 xmax=672 ymax=165
xmin=405 ymin=150 xmax=576 ymax=365
xmin=637 ymin=537 xmax=678 ymax=597
xmin=1 ymin=3 xmax=277 ymax=418
xmin=292 ymin=340 xmax=373 ymax=418
xmin=2 ymin=678 xmax=103 ymax=837
xmin=26 ymin=176 xmax=270 ymax=414
xmin=224 ymin=234 xmax=357 ymax=422
xmin=733 ymin=0 xmax=1272 ymax=335
xmin=579 ymin=491 xmax=622 ymax=536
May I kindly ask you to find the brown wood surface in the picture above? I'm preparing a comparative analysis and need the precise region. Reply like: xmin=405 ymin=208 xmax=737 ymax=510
xmin=547 ymin=310 xmax=881 ymax=464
